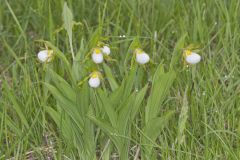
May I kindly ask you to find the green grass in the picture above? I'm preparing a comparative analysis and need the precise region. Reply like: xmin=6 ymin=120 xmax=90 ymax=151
xmin=0 ymin=0 xmax=240 ymax=159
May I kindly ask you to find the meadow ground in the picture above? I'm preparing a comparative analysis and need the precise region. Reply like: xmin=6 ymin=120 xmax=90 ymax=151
xmin=0 ymin=0 xmax=240 ymax=159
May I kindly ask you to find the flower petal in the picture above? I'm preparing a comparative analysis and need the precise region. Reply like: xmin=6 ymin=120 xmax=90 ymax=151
xmin=92 ymin=53 xmax=104 ymax=64
xmin=136 ymin=52 xmax=150 ymax=64
xmin=101 ymin=46 xmax=111 ymax=55
xmin=88 ymin=77 xmax=101 ymax=88
xmin=38 ymin=50 xmax=49 ymax=63
xmin=186 ymin=52 xmax=201 ymax=64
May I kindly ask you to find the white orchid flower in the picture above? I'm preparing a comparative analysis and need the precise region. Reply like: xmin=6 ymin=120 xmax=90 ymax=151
xmin=101 ymin=46 xmax=111 ymax=55
xmin=88 ymin=71 xmax=101 ymax=88
xmin=92 ymin=48 xmax=104 ymax=64
xmin=184 ymin=50 xmax=201 ymax=64
xmin=37 ymin=50 xmax=53 ymax=63
xmin=135 ymin=48 xmax=150 ymax=64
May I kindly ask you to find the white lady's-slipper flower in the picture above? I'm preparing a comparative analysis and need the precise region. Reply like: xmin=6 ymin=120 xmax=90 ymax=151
xmin=37 ymin=50 xmax=54 ymax=63
xmin=92 ymin=48 xmax=103 ymax=64
xmin=135 ymin=48 xmax=150 ymax=64
xmin=88 ymin=71 xmax=101 ymax=88
xmin=184 ymin=50 xmax=201 ymax=64
xmin=101 ymin=46 xmax=111 ymax=55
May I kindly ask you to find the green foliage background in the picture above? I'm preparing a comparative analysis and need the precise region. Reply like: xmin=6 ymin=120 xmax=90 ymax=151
xmin=0 ymin=0 xmax=240 ymax=159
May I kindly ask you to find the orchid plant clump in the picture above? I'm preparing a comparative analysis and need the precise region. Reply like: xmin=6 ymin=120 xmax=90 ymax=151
xmin=36 ymin=2 xmax=202 ymax=160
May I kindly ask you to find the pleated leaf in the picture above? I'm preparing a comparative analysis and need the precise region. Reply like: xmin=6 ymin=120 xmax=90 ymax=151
xmin=145 ymin=64 xmax=176 ymax=123
xmin=103 ymin=63 xmax=119 ymax=91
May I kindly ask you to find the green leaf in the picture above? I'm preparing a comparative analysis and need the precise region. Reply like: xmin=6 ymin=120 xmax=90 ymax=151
xmin=76 ymin=83 xmax=90 ymax=115
xmin=103 ymin=63 xmax=119 ymax=91
xmin=45 ymin=106 xmax=72 ymax=139
xmin=41 ymin=40 xmax=76 ymax=84
xmin=117 ymin=93 xmax=136 ymax=134
xmin=62 ymin=2 xmax=73 ymax=38
xmin=62 ymin=2 xmax=74 ymax=59
xmin=143 ymin=110 xmax=175 ymax=141
xmin=145 ymin=64 xmax=176 ymax=123
xmin=97 ymin=90 xmax=117 ymax=128
xmin=170 ymin=34 xmax=187 ymax=69
xmin=76 ymin=38 xmax=85 ymax=60
xmin=131 ymin=84 xmax=148 ymax=120
xmin=44 ymin=83 xmax=84 ymax=132
xmin=82 ymin=106 xmax=96 ymax=159
xmin=128 ymin=37 xmax=141 ymax=50
xmin=48 ymin=69 xmax=76 ymax=103
xmin=87 ymin=27 xmax=102 ymax=49
xmin=88 ymin=115 xmax=119 ymax=147
xmin=142 ymin=110 xmax=174 ymax=158
xmin=109 ymin=83 xmax=124 ymax=107
xmin=122 ymin=65 xmax=137 ymax=100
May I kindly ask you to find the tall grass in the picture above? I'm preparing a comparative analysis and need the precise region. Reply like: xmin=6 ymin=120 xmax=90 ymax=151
xmin=0 ymin=0 xmax=240 ymax=159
